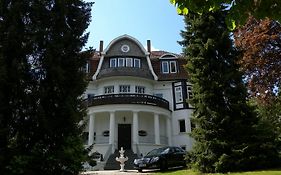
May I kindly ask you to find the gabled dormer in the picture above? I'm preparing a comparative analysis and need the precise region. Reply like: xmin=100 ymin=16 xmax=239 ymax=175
xmin=150 ymin=51 xmax=188 ymax=81
xmin=159 ymin=54 xmax=179 ymax=74
xmin=92 ymin=35 xmax=158 ymax=80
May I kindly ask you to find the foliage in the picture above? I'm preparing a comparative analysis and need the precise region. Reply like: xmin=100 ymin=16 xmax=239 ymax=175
xmin=0 ymin=0 xmax=93 ymax=174
xmin=170 ymin=0 xmax=281 ymax=29
xmin=179 ymin=9 xmax=280 ymax=173
xmin=234 ymin=17 xmax=281 ymax=104
xmin=252 ymin=94 xmax=281 ymax=156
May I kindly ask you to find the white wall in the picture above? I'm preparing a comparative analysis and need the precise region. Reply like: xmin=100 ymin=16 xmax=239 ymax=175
xmin=85 ymin=76 xmax=195 ymax=152
xmin=171 ymin=109 xmax=193 ymax=150
xmin=153 ymin=81 xmax=174 ymax=109
xmin=87 ymin=77 xmax=154 ymax=96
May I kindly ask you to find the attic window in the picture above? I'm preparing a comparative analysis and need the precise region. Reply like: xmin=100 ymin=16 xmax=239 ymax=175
xmin=118 ymin=58 xmax=125 ymax=67
xmin=170 ymin=61 xmax=177 ymax=73
xmin=109 ymin=58 xmax=141 ymax=68
xmin=110 ymin=58 xmax=117 ymax=67
xmin=161 ymin=60 xmax=177 ymax=74
xmin=162 ymin=61 xmax=169 ymax=73
xmin=126 ymin=58 xmax=133 ymax=67
xmin=134 ymin=59 xmax=140 ymax=68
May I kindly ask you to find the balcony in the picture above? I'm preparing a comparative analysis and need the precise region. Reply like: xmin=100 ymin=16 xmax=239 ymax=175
xmin=87 ymin=93 xmax=170 ymax=110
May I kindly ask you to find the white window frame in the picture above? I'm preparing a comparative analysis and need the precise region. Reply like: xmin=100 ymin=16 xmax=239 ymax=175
xmin=162 ymin=61 xmax=169 ymax=73
xmin=104 ymin=86 xmax=114 ymax=94
xmin=135 ymin=86 xmax=145 ymax=94
xmin=126 ymin=58 xmax=133 ymax=67
xmin=110 ymin=58 xmax=117 ymax=68
xmin=119 ymin=85 xmax=130 ymax=93
xmin=187 ymin=86 xmax=193 ymax=100
xmin=118 ymin=58 xmax=125 ymax=67
xmin=170 ymin=61 xmax=177 ymax=73
xmin=175 ymin=86 xmax=183 ymax=103
xmin=179 ymin=119 xmax=186 ymax=133
xmin=134 ymin=58 xmax=141 ymax=68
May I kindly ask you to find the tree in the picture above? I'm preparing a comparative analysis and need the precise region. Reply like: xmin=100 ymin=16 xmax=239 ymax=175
xmin=171 ymin=0 xmax=281 ymax=29
xmin=179 ymin=9 xmax=280 ymax=173
xmin=255 ymin=94 xmax=281 ymax=147
xmin=234 ymin=17 xmax=281 ymax=104
xmin=0 ymin=1 xmax=93 ymax=174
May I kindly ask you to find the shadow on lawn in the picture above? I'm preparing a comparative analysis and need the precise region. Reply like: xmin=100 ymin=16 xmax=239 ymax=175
xmin=142 ymin=166 xmax=187 ymax=174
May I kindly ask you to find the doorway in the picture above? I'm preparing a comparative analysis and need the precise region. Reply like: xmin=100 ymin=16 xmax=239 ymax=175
xmin=118 ymin=124 xmax=131 ymax=150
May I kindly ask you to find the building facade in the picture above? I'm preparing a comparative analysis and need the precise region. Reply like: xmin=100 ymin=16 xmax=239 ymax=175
xmin=83 ymin=35 xmax=193 ymax=161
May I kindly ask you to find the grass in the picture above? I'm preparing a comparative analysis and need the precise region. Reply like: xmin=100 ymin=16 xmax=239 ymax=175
xmin=154 ymin=168 xmax=281 ymax=175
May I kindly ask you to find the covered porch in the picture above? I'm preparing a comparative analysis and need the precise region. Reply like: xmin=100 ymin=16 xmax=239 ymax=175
xmin=85 ymin=104 xmax=172 ymax=159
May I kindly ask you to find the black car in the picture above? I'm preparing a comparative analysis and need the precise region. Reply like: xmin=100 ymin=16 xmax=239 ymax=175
xmin=133 ymin=146 xmax=186 ymax=172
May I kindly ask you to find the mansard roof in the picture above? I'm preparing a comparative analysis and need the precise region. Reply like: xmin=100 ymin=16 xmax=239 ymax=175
xmin=87 ymin=52 xmax=188 ymax=81
xmin=86 ymin=35 xmax=188 ymax=81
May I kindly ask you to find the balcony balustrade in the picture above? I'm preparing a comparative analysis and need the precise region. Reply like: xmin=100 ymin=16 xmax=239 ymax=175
xmin=87 ymin=93 xmax=169 ymax=110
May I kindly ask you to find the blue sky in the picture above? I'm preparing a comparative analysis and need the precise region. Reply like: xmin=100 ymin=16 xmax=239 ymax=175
xmin=84 ymin=0 xmax=184 ymax=54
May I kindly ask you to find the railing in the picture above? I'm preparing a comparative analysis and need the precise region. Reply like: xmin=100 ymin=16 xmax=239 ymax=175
xmin=103 ymin=144 xmax=112 ymax=162
xmin=136 ymin=144 xmax=141 ymax=157
xmin=87 ymin=93 xmax=170 ymax=110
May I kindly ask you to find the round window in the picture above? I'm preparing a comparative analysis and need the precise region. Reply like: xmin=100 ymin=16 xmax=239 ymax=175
xmin=121 ymin=44 xmax=130 ymax=53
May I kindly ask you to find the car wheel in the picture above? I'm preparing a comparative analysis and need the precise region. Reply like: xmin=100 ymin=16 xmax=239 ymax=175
xmin=160 ymin=160 xmax=167 ymax=171
xmin=137 ymin=168 xmax=142 ymax=172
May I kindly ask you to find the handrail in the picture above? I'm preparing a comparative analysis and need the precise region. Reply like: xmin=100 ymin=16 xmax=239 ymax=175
xmin=136 ymin=144 xmax=141 ymax=158
xmin=103 ymin=144 xmax=112 ymax=162
xmin=87 ymin=93 xmax=170 ymax=110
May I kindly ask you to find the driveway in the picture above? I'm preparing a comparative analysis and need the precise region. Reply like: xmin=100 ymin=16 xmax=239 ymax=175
xmin=81 ymin=170 xmax=153 ymax=175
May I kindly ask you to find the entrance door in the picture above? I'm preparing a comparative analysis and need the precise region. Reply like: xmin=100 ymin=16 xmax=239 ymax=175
xmin=118 ymin=124 xmax=131 ymax=150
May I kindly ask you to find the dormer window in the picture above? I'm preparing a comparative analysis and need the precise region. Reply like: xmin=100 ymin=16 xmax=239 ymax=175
xmin=134 ymin=59 xmax=140 ymax=68
xmin=109 ymin=57 xmax=141 ymax=68
xmin=170 ymin=61 xmax=177 ymax=73
xmin=110 ymin=58 xmax=117 ymax=68
xmin=161 ymin=60 xmax=177 ymax=73
xmin=118 ymin=58 xmax=125 ymax=67
xmin=162 ymin=61 xmax=169 ymax=73
xmin=126 ymin=58 xmax=133 ymax=67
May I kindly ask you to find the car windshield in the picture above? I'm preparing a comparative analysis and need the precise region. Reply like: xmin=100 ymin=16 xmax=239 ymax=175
xmin=146 ymin=147 xmax=169 ymax=156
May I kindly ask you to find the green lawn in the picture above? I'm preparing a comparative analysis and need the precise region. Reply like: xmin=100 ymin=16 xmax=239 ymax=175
xmin=154 ymin=169 xmax=281 ymax=175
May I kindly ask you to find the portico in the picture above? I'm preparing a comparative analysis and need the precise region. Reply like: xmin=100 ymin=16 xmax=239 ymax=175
xmin=86 ymin=104 xmax=172 ymax=156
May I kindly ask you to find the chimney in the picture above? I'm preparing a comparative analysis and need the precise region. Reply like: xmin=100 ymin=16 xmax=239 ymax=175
xmin=147 ymin=40 xmax=151 ymax=53
xmin=99 ymin=40 xmax=104 ymax=55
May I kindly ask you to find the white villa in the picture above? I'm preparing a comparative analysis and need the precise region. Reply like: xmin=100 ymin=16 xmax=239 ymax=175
xmin=83 ymin=35 xmax=193 ymax=166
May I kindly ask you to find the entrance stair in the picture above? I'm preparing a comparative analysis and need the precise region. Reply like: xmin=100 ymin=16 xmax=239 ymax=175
xmin=103 ymin=149 xmax=139 ymax=170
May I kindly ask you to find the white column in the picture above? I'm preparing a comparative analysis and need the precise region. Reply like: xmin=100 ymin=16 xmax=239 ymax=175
xmin=166 ymin=116 xmax=172 ymax=146
xmin=88 ymin=113 xmax=95 ymax=145
xmin=133 ymin=111 xmax=139 ymax=144
xmin=154 ymin=113 xmax=160 ymax=145
xmin=109 ymin=111 xmax=115 ymax=145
